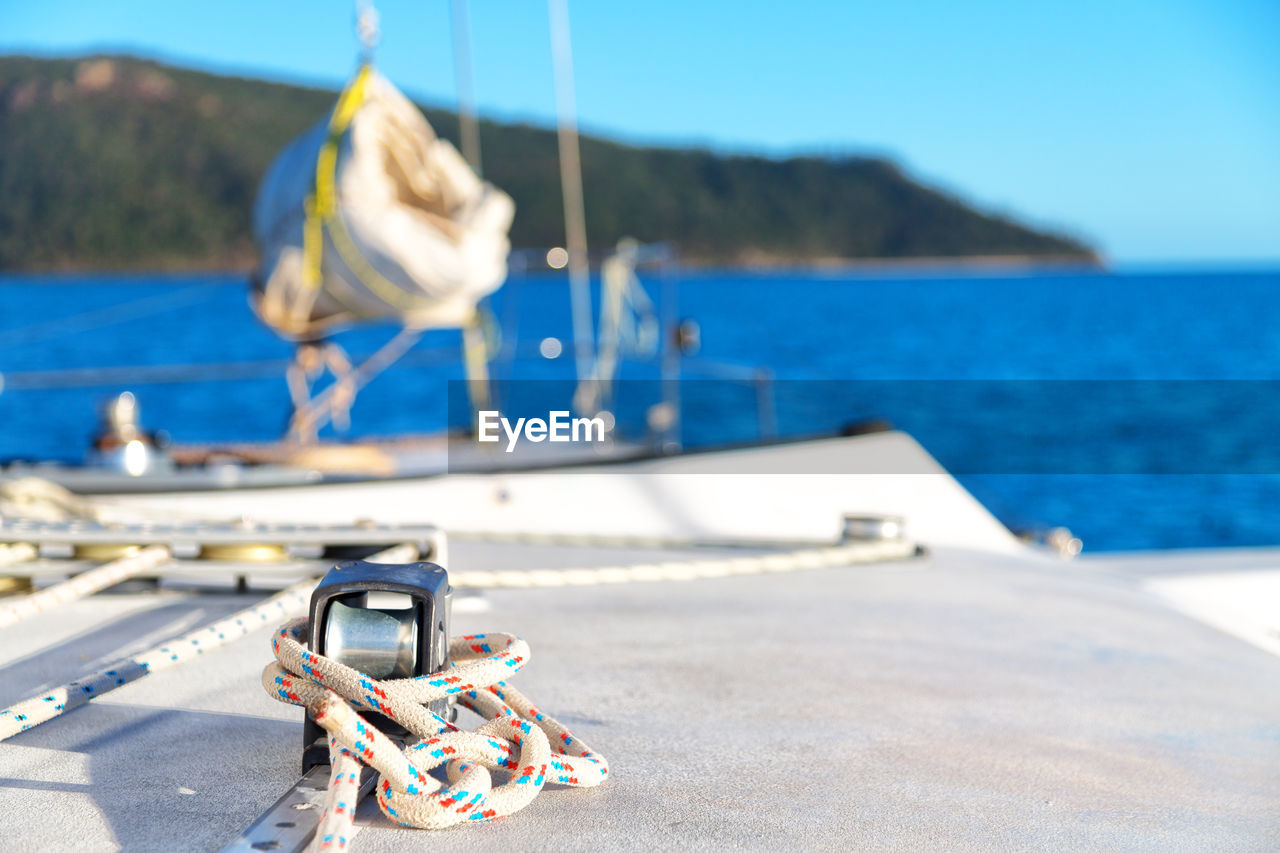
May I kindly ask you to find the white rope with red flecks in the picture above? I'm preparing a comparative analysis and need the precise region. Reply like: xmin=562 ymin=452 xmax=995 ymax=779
xmin=264 ymin=622 xmax=607 ymax=850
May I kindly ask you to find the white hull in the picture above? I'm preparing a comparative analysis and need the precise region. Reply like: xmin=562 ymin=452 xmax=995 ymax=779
xmin=96 ymin=431 xmax=1020 ymax=554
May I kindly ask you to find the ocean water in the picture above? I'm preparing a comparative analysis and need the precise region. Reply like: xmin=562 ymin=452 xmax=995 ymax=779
xmin=1 ymin=266 xmax=1278 ymax=552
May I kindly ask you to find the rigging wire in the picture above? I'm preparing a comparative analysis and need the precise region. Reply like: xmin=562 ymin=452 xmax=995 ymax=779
xmin=0 ymin=346 xmax=461 ymax=392
xmin=0 ymin=285 xmax=218 ymax=352
xmin=287 ymin=327 xmax=424 ymax=439
xmin=0 ymin=337 xmax=601 ymax=394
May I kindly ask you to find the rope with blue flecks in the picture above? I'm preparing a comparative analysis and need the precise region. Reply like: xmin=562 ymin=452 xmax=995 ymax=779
xmin=0 ymin=576 xmax=316 ymax=741
xmin=264 ymin=622 xmax=608 ymax=848
xmin=0 ymin=543 xmax=420 ymax=742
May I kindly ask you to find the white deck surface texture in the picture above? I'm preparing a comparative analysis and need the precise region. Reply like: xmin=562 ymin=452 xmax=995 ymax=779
xmin=0 ymin=539 xmax=1277 ymax=851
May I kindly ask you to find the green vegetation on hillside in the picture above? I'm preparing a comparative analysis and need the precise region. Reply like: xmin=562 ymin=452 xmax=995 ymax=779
xmin=0 ymin=55 xmax=1095 ymax=270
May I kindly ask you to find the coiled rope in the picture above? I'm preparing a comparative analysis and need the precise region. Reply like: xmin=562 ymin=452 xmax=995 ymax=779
xmin=0 ymin=476 xmax=102 ymax=521
xmin=265 ymin=624 xmax=606 ymax=849
xmin=260 ymin=536 xmax=912 ymax=851
xmin=0 ymin=543 xmax=37 ymax=569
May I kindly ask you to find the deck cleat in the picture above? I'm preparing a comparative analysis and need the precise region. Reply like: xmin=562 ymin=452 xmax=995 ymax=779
xmin=302 ymin=559 xmax=452 ymax=772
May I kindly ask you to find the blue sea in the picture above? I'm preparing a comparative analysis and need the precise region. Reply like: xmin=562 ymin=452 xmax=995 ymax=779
xmin=2 ymin=266 xmax=1279 ymax=553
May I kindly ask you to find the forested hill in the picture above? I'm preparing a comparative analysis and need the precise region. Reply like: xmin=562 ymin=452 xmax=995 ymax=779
xmin=0 ymin=55 xmax=1096 ymax=271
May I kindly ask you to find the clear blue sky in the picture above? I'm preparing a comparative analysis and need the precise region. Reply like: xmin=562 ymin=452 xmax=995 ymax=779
xmin=2 ymin=1 xmax=1277 ymax=264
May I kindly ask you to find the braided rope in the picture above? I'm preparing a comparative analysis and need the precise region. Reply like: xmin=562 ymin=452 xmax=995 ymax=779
xmin=264 ymin=623 xmax=607 ymax=849
xmin=0 ymin=543 xmax=418 ymax=741
xmin=0 ymin=542 xmax=38 ymax=568
xmin=450 ymin=538 xmax=915 ymax=588
xmin=0 ymin=545 xmax=171 ymax=631
xmin=313 ymin=750 xmax=364 ymax=851
xmin=449 ymin=529 xmax=817 ymax=549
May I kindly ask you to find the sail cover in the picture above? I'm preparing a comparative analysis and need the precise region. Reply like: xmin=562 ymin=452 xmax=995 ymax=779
xmin=251 ymin=67 xmax=514 ymax=339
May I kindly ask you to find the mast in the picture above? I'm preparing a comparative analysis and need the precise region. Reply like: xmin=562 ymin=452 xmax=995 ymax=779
xmin=448 ymin=0 xmax=491 ymax=413
xmin=450 ymin=0 xmax=483 ymax=175
xmin=547 ymin=0 xmax=596 ymax=411
xmin=355 ymin=0 xmax=379 ymax=63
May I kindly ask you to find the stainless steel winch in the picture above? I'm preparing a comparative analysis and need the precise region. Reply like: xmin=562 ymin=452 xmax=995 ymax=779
xmin=302 ymin=559 xmax=453 ymax=772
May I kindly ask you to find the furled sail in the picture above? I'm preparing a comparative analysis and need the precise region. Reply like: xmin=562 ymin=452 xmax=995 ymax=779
xmin=251 ymin=66 xmax=515 ymax=340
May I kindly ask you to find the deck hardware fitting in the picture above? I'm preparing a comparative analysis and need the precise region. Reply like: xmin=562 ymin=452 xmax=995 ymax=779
xmin=73 ymin=543 xmax=143 ymax=561
xmin=200 ymin=543 xmax=290 ymax=562
xmin=842 ymin=514 xmax=905 ymax=543
xmin=0 ymin=575 xmax=33 ymax=596
xmin=303 ymin=559 xmax=452 ymax=772
xmin=221 ymin=765 xmax=376 ymax=853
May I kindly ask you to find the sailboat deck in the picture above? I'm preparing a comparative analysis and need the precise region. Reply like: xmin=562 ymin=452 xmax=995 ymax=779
xmin=1 ymin=539 xmax=1276 ymax=851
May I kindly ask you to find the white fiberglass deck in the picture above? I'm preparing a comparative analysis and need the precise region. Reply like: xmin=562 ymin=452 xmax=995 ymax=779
xmin=0 ymin=539 xmax=1277 ymax=851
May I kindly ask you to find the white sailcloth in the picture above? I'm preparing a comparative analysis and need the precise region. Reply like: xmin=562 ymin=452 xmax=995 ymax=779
xmin=252 ymin=67 xmax=515 ymax=339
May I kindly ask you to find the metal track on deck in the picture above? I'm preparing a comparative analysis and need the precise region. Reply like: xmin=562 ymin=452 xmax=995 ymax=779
xmin=0 ymin=520 xmax=440 ymax=549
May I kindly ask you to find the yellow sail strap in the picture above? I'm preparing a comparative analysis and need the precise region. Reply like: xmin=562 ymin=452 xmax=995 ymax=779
xmin=301 ymin=64 xmax=431 ymax=314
